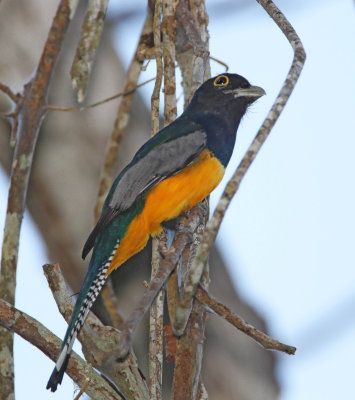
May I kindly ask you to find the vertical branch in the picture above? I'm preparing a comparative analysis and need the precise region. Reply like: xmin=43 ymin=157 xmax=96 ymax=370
xmin=150 ymin=1 xmax=164 ymax=396
xmin=149 ymin=2 xmax=164 ymax=398
xmin=151 ymin=0 xmax=163 ymax=136
xmin=149 ymin=235 xmax=165 ymax=400
xmin=173 ymin=0 xmax=306 ymax=336
xmin=71 ymin=0 xmax=109 ymax=103
xmin=162 ymin=0 xmax=177 ymax=124
xmin=0 ymin=0 xmax=74 ymax=397
xmin=170 ymin=1 xmax=211 ymax=398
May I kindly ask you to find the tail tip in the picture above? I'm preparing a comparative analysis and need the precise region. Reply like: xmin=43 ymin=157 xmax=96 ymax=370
xmin=46 ymin=367 xmax=64 ymax=392
xmin=46 ymin=354 xmax=69 ymax=392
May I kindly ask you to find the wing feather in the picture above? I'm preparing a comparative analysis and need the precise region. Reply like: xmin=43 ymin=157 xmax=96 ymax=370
xmin=82 ymin=129 xmax=207 ymax=258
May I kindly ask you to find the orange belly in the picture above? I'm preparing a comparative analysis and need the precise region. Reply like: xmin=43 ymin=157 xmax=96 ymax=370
xmin=106 ymin=150 xmax=224 ymax=275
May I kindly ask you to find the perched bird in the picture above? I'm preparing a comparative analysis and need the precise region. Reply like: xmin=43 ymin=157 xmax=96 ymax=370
xmin=46 ymin=73 xmax=265 ymax=391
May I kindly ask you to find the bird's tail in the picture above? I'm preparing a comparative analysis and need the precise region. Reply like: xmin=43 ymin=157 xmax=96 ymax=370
xmin=46 ymin=262 xmax=109 ymax=392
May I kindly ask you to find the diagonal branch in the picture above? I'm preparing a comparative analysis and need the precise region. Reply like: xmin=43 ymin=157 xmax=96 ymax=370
xmin=0 ymin=1 xmax=77 ymax=397
xmin=0 ymin=299 xmax=121 ymax=400
xmin=196 ymin=286 xmax=296 ymax=355
xmin=173 ymin=0 xmax=306 ymax=336
xmin=43 ymin=264 xmax=149 ymax=400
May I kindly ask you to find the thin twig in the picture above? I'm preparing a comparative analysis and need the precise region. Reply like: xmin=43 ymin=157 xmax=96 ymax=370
xmin=209 ymin=56 xmax=229 ymax=72
xmin=0 ymin=299 xmax=121 ymax=400
xmin=0 ymin=1 xmax=75 ymax=397
xmin=0 ymin=83 xmax=18 ymax=103
xmin=173 ymin=0 xmax=306 ymax=336
xmin=74 ymin=377 xmax=91 ymax=400
xmin=45 ymin=77 xmax=156 ymax=112
xmin=196 ymin=286 xmax=296 ymax=355
xmin=71 ymin=0 xmax=109 ymax=103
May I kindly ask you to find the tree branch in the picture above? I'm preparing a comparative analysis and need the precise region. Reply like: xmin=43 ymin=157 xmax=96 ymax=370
xmin=43 ymin=264 xmax=149 ymax=400
xmin=112 ymin=204 xmax=206 ymax=359
xmin=71 ymin=0 xmax=109 ymax=103
xmin=172 ymin=0 xmax=306 ymax=336
xmin=0 ymin=299 xmax=121 ymax=400
xmin=0 ymin=1 xmax=75 ymax=397
xmin=196 ymin=286 xmax=296 ymax=355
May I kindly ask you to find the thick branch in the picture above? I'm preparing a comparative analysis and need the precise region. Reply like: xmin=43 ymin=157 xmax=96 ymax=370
xmin=43 ymin=264 xmax=149 ymax=400
xmin=0 ymin=299 xmax=121 ymax=400
xmin=0 ymin=1 xmax=75 ymax=397
xmin=173 ymin=0 xmax=306 ymax=336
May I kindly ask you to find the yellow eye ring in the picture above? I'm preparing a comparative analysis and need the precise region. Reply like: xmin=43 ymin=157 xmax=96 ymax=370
xmin=213 ymin=75 xmax=229 ymax=87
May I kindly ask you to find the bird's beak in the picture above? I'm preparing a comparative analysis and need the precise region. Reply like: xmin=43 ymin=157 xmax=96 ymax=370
xmin=231 ymin=85 xmax=266 ymax=100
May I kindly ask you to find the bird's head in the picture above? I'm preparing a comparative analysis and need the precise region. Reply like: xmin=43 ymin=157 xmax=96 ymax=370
xmin=188 ymin=73 xmax=265 ymax=120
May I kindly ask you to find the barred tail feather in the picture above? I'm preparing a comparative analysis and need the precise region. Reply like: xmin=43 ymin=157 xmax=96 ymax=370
xmin=46 ymin=259 xmax=112 ymax=392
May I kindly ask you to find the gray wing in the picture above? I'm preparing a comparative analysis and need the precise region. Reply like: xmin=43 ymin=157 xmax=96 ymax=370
xmin=109 ymin=130 xmax=207 ymax=211
xmin=82 ymin=130 xmax=207 ymax=259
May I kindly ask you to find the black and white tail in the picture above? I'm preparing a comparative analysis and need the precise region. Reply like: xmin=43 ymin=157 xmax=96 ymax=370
xmin=46 ymin=261 xmax=111 ymax=392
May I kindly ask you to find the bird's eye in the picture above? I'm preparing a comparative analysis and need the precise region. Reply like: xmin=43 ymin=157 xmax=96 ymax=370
xmin=213 ymin=75 xmax=229 ymax=87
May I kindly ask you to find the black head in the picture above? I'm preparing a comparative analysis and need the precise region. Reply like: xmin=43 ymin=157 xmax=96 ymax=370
xmin=184 ymin=73 xmax=265 ymax=166
xmin=187 ymin=73 xmax=265 ymax=122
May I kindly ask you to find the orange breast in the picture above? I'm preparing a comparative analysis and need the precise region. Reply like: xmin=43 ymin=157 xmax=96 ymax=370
xmin=106 ymin=150 xmax=225 ymax=275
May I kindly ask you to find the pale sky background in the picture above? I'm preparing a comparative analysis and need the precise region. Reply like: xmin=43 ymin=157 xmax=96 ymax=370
xmin=0 ymin=0 xmax=354 ymax=399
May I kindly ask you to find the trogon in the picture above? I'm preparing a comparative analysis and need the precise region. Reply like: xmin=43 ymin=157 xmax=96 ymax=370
xmin=47 ymin=73 xmax=265 ymax=391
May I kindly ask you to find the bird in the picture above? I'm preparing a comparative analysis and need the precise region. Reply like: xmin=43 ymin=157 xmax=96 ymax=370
xmin=46 ymin=73 xmax=265 ymax=392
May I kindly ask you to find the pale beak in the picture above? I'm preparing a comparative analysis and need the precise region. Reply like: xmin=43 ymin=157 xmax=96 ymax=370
xmin=232 ymin=85 xmax=266 ymax=99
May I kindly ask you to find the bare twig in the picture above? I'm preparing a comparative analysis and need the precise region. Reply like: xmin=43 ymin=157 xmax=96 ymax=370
xmin=43 ymin=264 xmax=149 ymax=400
xmin=173 ymin=0 xmax=306 ymax=336
xmin=0 ymin=1 xmax=75 ymax=397
xmin=209 ymin=56 xmax=229 ymax=72
xmin=74 ymin=377 xmax=91 ymax=400
xmin=0 ymin=299 xmax=121 ymax=400
xmin=196 ymin=286 xmax=296 ymax=355
xmin=71 ymin=0 xmax=109 ymax=102
xmin=45 ymin=77 xmax=156 ymax=112
xmin=0 ymin=82 xmax=18 ymax=103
